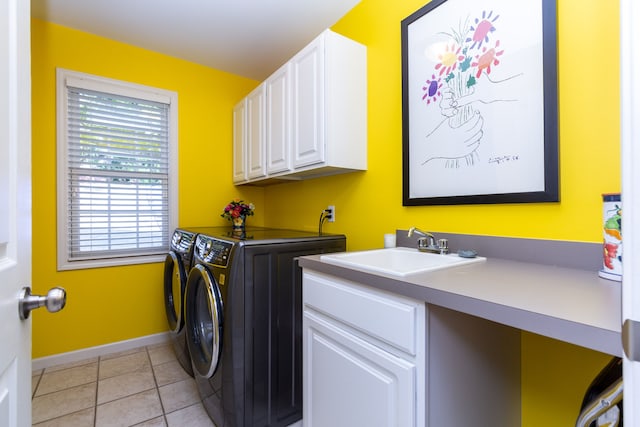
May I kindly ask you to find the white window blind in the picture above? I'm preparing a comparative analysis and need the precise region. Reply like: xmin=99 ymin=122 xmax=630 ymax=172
xmin=57 ymin=69 xmax=177 ymax=269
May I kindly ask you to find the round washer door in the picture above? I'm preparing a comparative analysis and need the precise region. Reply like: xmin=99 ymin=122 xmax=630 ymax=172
xmin=185 ymin=263 xmax=223 ymax=378
xmin=164 ymin=251 xmax=187 ymax=333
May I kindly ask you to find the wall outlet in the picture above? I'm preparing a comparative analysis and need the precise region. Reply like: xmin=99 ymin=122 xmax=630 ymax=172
xmin=327 ymin=205 xmax=335 ymax=222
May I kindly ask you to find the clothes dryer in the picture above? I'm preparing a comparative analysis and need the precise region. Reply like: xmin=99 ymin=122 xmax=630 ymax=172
xmin=164 ymin=228 xmax=199 ymax=376
xmin=184 ymin=228 xmax=346 ymax=427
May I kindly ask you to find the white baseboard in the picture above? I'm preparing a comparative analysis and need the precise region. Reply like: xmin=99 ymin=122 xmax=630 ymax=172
xmin=32 ymin=332 xmax=171 ymax=372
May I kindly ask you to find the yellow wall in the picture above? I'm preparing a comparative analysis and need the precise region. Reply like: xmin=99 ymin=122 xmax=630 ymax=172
xmin=265 ymin=0 xmax=618 ymax=425
xmin=30 ymin=18 xmax=263 ymax=357
xmin=32 ymin=0 xmax=620 ymax=423
xmin=266 ymin=0 xmax=621 ymax=246
xmin=521 ymin=333 xmax=613 ymax=426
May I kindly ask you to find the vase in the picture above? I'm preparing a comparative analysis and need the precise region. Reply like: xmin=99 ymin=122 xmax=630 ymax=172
xmin=599 ymin=193 xmax=622 ymax=281
xmin=232 ymin=215 xmax=246 ymax=235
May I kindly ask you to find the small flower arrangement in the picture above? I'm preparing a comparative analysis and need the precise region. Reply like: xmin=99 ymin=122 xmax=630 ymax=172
xmin=221 ymin=199 xmax=255 ymax=221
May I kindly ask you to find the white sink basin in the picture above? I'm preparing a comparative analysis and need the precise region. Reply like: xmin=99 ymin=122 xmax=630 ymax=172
xmin=320 ymin=247 xmax=486 ymax=277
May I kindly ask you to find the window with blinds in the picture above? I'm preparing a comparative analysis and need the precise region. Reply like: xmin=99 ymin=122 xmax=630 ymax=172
xmin=57 ymin=69 xmax=178 ymax=270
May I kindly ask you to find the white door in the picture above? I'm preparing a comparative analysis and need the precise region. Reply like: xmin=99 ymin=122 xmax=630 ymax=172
xmin=621 ymin=1 xmax=640 ymax=425
xmin=0 ymin=0 xmax=32 ymax=424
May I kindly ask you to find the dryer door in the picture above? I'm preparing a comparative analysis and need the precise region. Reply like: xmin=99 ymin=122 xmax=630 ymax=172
xmin=164 ymin=251 xmax=187 ymax=333
xmin=185 ymin=263 xmax=224 ymax=378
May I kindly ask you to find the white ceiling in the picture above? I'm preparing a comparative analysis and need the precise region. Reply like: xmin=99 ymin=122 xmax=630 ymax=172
xmin=30 ymin=0 xmax=361 ymax=81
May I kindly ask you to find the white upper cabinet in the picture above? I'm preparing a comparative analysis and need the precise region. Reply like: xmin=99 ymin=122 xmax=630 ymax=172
xmin=233 ymin=83 xmax=266 ymax=183
xmin=291 ymin=29 xmax=367 ymax=175
xmin=246 ymin=83 xmax=266 ymax=180
xmin=266 ymin=63 xmax=292 ymax=175
xmin=233 ymin=29 xmax=367 ymax=185
xmin=232 ymin=98 xmax=247 ymax=184
xmin=291 ymin=35 xmax=325 ymax=168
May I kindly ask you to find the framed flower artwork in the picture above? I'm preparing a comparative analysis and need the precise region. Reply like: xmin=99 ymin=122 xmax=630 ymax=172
xmin=401 ymin=0 xmax=558 ymax=205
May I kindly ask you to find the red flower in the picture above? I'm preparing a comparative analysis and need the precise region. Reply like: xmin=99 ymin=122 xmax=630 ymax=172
xmin=221 ymin=199 xmax=255 ymax=221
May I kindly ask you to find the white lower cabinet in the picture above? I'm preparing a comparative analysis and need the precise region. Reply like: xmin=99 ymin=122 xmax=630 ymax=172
xmin=302 ymin=269 xmax=522 ymax=426
xmin=302 ymin=271 xmax=425 ymax=427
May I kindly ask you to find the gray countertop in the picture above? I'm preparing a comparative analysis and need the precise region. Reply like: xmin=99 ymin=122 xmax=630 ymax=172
xmin=299 ymin=251 xmax=622 ymax=357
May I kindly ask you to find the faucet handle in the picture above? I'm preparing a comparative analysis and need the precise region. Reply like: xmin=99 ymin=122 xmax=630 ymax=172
xmin=417 ymin=237 xmax=429 ymax=250
xmin=438 ymin=239 xmax=449 ymax=254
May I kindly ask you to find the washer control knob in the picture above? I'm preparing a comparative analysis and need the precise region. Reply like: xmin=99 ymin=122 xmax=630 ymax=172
xmin=19 ymin=286 xmax=67 ymax=320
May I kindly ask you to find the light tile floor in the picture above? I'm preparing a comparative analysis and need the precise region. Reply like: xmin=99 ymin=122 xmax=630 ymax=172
xmin=31 ymin=343 xmax=215 ymax=427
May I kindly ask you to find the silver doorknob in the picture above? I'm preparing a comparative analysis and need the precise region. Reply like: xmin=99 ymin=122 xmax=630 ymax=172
xmin=19 ymin=286 xmax=67 ymax=320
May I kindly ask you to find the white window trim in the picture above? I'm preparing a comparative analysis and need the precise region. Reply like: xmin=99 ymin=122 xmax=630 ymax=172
xmin=56 ymin=68 xmax=178 ymax=270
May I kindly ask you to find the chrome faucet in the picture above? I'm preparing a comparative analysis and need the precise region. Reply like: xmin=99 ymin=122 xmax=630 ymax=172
xmin=407 ymin=227 xmax=436 ymax=245
xmin=407 ymin=227 xmax=449 ymax=254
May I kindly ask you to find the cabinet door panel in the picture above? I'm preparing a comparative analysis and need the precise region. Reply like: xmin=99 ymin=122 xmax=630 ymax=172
xmin=247 ymin=84 xmax=266 ymax=179
xmin=304 ymin=312 xmax=416 ymax=427
xmin=305 ymin=272 xmax=420 ymax=355
xmin=266 ymin=64 xmax=291 ymax=174
xmin=232 ymin=100 xmax=247 ymax=183
xmin=292 ymin=37 xmax=325 ymax=168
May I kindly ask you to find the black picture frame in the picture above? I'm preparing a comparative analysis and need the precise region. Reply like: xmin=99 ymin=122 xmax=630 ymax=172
xmin=401 ymin=0 xmax=558 ymax=206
